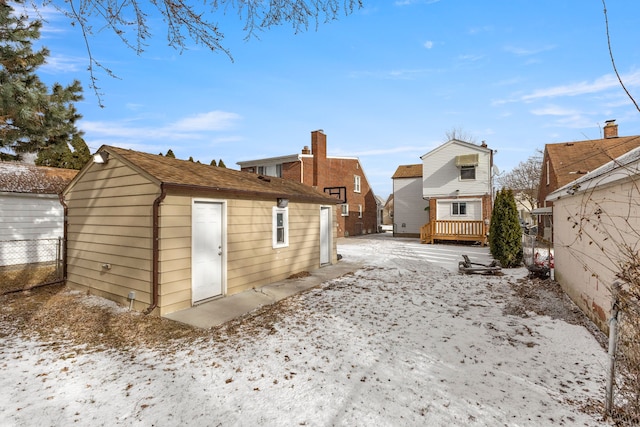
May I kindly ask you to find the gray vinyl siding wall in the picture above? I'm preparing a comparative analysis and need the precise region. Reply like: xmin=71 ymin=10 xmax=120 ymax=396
xmin=65 ymin=159 xmax=159 ymax=311
xmin=392 ymin=176 xmax=425 ymax=237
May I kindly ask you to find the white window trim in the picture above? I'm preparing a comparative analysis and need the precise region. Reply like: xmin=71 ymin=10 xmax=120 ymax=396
xmin=272 ymin=207 xmax=289 ymax=248
xmin=452 ymin=201 xmax=468 ymax=216
xmin=358 ymin=204 xmax=363 ymax=218
xmin=341 ymin=204 xmax=349 ymax=216
xmin=354 ymin=175 xmax=361 ymax=193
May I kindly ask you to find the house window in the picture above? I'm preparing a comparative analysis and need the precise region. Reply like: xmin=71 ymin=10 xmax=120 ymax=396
xmin=354 ymin=175 xmax=361 ymax=193
xmin=452 ymin=202 xmax=467 ymax=216
xmin=460 ymin=166 xmax=476 ymax=180
xmin=358 ymin=204 xmax=363 ymax=218
xmin=258 ymin=164 xmax=282 ymax=177
xmin=341 ymin=204 xmax=349 ymax=216
xmin=272 ymin=207 xmax=289 ymax=248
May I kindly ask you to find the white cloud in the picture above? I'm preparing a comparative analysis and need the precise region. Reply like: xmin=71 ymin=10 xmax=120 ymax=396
xmin=503 ymin=45 xmax=556 ymax=56
xmin=80 ymin=110 xmax=242 ymax=146
xmin=423 ymin=40 xmax=434 ymax=49
xmin=458 ymin=54 xmax=484 ymax=62
xmin=468 ymin=26 xmax=493 ymax=35
xmin=522 ymin=71 xmax=640 ymax=101
xmin=530 ymin=105 xmax=580 ymax=116
xmin=41 ymin=55 xmax=86 ymax=74
xmin=171 ymin=111 xmax=241 ymax=131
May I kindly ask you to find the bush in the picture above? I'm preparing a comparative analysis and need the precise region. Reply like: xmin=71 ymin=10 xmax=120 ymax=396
xmin=489 ymin=188 xmax=523 ymax=267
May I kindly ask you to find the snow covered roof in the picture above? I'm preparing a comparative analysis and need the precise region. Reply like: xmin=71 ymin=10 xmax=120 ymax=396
xmin=0 ymin=162 xmax=78 ymax=194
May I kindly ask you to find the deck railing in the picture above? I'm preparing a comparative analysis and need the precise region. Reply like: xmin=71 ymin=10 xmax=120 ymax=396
xmin=420 ymin=220 xmax=487 ymax=246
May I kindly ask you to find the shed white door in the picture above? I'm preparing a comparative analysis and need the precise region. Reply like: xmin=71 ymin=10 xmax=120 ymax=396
xmin=320 ymin=206 xmax=331 ymax=265
xmin=192 ymin=200 xmax=223 ymax=303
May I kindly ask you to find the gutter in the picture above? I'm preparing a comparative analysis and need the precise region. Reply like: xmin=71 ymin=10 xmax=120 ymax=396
xmin=58 ymin=193 xmax=68 ymax=282
xmin=144 ymin=183 xmax=167 ymax=315
xmin=161 ymin=182 xmax=339 ymax=205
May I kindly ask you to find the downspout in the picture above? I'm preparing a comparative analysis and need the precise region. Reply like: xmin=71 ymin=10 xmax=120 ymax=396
xmin=58 ymin=193 xmax=68 ymax=282
xmin=299 ymin=155 xmax=304 ymax=184
xmin=145 ymin=183 xmax=167 ymax=315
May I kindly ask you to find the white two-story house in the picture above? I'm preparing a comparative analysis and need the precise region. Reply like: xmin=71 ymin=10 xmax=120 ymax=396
xmin=392 ymin=139 xmax=495 ymax=244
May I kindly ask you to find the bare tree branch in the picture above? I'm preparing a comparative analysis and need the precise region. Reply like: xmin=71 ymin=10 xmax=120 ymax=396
xmin=602 ymin=0 xmax=640 ymax=113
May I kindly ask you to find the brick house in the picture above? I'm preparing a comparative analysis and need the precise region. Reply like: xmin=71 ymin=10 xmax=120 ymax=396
xmin=537 ymin=119 xmax=640 ymax=240
xmin=237 ymin=130 xmax=379 ymax=237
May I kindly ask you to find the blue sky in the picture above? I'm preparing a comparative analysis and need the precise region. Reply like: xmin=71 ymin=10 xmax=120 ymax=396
xmin=27 ymin=0 xmax=640 ymax=198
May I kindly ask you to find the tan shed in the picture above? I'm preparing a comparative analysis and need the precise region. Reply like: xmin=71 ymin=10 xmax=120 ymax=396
xmin=62 ymin=146 xmax=339 ymax=316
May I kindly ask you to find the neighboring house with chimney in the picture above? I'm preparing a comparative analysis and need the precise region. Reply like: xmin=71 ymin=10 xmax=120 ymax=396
xmin=391 ymin=139 xmax=495 ymax=244
xmin=237 ymin=130 xmax=379 ymax=237
xmin=537 ymin=119 xmax=640 ymax=240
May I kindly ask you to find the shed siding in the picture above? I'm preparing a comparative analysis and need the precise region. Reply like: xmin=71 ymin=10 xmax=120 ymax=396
xmin=157 ymin=195 xmax=336 ymax=315
xmin=226 ymin=200 xmax=326 ymax=294
xmin=157 ymin=194 xmax=192 ymax=315
xmin=65 ymin=158 xmax=159 ymax=310
xmin=552 ymin=179 xmax=638 ymax=332
xmin=392 ymin=177 xmax=425 ymax=237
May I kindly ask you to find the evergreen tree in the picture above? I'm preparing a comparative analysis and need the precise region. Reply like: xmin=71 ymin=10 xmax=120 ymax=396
xmin=210 ymin=159 xmax=217 ymax=167
xmin=35 ymin=134 xmax=91 ymax=169
xmin=165 ymin=149 xmax=175 ymax=158
xmin=188 ymin=156 xmax=194 ymax=162
xmin=0 ymin=3 xmax=83 ymax=161
xmin=218 ymin=159 xmax=226 ymax=168
xmin=489 ymin=189 xmax=523 ymax=267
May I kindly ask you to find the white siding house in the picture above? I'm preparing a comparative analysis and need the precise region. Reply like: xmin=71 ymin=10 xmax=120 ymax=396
xmin=421 ymin=139 xmax=493 ymax=204
xmin=0 ymin=163 xmax=77 ymax=266
xmin=391 ymin=139 xmax=495 ymax=244
xmin=546 ymin=146 xmax=640 ymax=332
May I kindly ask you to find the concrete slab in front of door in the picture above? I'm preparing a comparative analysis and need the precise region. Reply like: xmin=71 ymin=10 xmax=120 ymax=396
xmin=164 ymin=260 xmax=361 ymax=329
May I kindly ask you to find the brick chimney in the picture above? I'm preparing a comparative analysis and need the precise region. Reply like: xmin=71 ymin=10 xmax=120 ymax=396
xmin=311 ymin=130 xmax=327 ymax=187
xmin=604 ymin=119 xmax=618 ymax=139
xmin=301 ymin=146 xmax=311 ymax=155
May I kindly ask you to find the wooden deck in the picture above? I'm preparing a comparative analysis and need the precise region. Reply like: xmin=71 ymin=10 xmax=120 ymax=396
xmin=420 ymin=220 xmax=488 ymax=246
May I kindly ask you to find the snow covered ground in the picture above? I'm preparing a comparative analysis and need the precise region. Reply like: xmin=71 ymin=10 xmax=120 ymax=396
xmin=1 ymin=234 xmax=609 ymax=426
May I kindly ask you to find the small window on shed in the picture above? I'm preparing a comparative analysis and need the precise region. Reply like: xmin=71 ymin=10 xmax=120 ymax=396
xmin=272 ymin=207 xmax=289 ymax=248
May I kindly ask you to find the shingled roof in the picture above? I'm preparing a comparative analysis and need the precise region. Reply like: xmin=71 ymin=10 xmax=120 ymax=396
xmin=0 ymin=162 xmax=78 ymax=194
xmin=102 ymin=146 xmax=339 ymax=204
xmin=546 ymin=135 xmax=640 ymax=189
xmin=392 ymin=164 xmax=422 ymax=179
